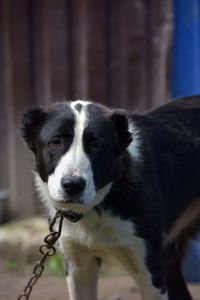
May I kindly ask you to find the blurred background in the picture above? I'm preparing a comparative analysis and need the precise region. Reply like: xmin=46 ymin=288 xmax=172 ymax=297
xmin=0 ymin=0 xmax=173 ymax=221
xmin=1 ymin=1 xmax=200 ymax=298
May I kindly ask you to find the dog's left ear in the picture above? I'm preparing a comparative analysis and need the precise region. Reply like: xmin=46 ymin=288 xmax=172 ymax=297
xmin=110 ymin=109 xmax=132 ymax=154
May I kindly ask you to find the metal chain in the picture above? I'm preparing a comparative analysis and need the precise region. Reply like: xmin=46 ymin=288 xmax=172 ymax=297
xmin=17 ymin=210 xmax=63 ymax=300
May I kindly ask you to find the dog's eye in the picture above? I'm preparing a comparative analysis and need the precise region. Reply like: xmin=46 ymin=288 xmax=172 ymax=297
xmin=49 ymin=138 xmax=62 ymax=149
xmin=90 ymin=141 xmax=103 ymax=154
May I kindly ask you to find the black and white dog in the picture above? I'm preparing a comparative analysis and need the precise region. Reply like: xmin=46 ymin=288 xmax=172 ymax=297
xmin=22 ymin=96 xmax=200 ymax=300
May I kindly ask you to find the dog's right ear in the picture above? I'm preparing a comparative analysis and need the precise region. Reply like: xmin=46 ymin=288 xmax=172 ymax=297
xmin=21 ymin=107 xmax=48 ymax=152
xmin=110 ymin=109 xmax=132 ymax=154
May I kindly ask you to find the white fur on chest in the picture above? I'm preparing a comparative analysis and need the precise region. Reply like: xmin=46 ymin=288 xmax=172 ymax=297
xmin=59 ymin=210 xmax=146 ymax=259
xmin=59 ymin=210 xmax=167 ymax=300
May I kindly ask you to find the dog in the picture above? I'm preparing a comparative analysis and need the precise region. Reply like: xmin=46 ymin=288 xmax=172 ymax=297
xmin=21 ymin=96 xmax=200 ymax=300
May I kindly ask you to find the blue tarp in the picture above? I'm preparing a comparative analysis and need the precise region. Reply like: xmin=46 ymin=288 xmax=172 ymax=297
xmin=172 ymin=0 xmax=200 ymax=98
xmin=172 ymin=0 xmax=200 ymax=283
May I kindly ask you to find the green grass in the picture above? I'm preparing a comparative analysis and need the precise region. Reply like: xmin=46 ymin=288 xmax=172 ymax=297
xmin=44 ymin=253 xmax=66 ymax=277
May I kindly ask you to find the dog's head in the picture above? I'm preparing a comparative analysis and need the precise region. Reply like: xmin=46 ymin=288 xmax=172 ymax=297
xmin=22 ymin=100 xmax=132 ymax=215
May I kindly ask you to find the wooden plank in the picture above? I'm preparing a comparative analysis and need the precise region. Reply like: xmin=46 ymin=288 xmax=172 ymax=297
xmin=0 ymin=0 xmax=9 ymax=190
xmin=70 ymin=0 xmax=89 ymax=99
xmin=0 ymin=0 xmax=10 ymax=221
xmin=87 ymin=0 xmax=108 ymax=104
xmin=105 ymin=0 xmax=122 ymax=108
xmin=146 ymin=0 xmax=173 ymax=108
xmin=47 ymin=0 xmax=71 ymax=100
xmin=120 ymin=0 xmax=148 ymax=111
xmin=6 ymin=0 xmax=35 ymax=217
xmin=0 ymin=0 xmax=18 ymax=219
xmin=106 ymin=0 xmax=149 ymax=111
xmin=31 ymin=0 xmax=52 ymax=105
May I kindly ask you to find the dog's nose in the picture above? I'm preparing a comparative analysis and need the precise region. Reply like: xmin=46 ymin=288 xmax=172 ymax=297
xmin=61 ymin=175 xmax=86 ymax=197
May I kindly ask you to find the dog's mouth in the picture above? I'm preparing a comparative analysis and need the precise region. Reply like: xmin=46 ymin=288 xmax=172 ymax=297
xmin=53 ymin=197 xmax=87 ymax=222
xmin=50 ymin=183 xmax=112 ymax=222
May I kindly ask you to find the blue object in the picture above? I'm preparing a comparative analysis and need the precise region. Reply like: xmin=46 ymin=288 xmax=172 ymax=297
xmin=172 ymin=0 xmax=200 ymax=283
xmin=172 ymin=0 xmax=200 ymax=98
xmin=182 ymin=238 xmax=200 ymax=283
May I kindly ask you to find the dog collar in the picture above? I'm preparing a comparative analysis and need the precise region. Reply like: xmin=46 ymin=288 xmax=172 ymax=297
xmin=59 ymin=209 xmax=84 ymax=223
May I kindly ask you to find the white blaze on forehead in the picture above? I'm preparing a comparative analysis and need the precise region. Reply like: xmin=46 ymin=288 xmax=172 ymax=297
xmin=47 ymin=100 xmax=97 ymax=206
xmin=68 ymin=100 xmax=90 ymax=173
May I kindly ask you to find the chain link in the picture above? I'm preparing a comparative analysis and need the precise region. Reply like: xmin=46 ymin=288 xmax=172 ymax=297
xmin=17 ymin=210 xmax=63 ymax=300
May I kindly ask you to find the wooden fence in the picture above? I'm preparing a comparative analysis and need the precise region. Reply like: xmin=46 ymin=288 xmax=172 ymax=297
xmin=0 ymin=0 xmax=172 ymax=220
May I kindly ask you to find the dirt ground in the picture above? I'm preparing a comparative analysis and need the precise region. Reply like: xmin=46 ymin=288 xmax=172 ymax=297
xmin=1 ymin=270 xmax=200 ymax=300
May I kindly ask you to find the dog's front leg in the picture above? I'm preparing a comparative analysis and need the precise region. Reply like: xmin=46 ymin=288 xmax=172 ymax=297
xmin=117 ymin=245 xmax=167 ymax=300
xmin=66 ymin=256 xmax=99 ymax=300
xmin=63 ymin=243 xmax=100 ymax=300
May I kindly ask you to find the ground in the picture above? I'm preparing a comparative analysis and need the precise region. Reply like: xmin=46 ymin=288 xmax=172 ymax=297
xmin=0 ymin=218 xmax=200 ymax=300
xmin=1 ymin=271 xmax=138 ymax=300
xmin=1 ymin=269 xmax=200 ymax=300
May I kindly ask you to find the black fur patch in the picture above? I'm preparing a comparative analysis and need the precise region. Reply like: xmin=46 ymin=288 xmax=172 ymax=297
xmin=21 ymin=107 xmax=48 ymax=152
xmin=22 ymin=103 xmax=75 ymax=182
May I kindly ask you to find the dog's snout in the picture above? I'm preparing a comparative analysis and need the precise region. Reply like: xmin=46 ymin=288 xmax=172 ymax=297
xmin=61 ymin=175 xmax=86 ymax=197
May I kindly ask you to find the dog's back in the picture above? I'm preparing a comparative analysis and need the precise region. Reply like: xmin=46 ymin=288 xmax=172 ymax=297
xmin=147 ymin=96 xmax=200 ymax=227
